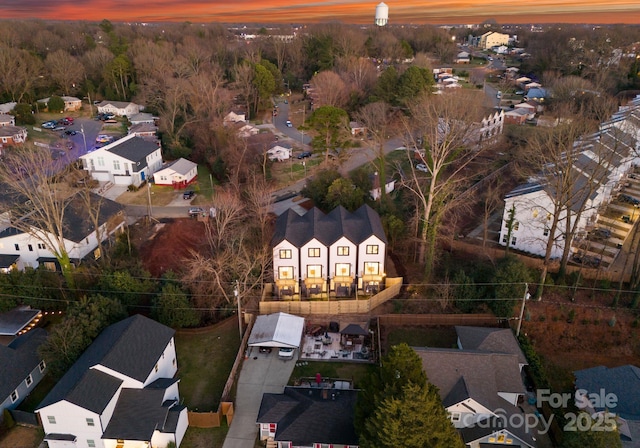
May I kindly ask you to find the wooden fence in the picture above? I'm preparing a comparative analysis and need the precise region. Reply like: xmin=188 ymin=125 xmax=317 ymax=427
xmin=378 ymin=313 xmax=501 ymax=327
xmin=259 ymin=277 xmax=403 ymax=315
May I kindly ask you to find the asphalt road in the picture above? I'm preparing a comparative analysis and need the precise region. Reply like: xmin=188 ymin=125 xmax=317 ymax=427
xmin=273 ymin=98 xmax=312 ymax=146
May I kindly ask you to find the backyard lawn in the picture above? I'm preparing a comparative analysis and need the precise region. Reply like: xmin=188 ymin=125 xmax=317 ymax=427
xmin=180 ymin=426 xmax=228 ymax=448
xmin=386 ymin=326 xmax=458 ymax=349
xmin=175 ymin=318 xmax=241 ymax=412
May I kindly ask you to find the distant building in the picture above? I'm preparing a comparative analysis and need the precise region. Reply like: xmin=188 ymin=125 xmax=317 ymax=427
xmin=479 ymin=31 xmax=509 ymax=50
xmin=374 ymin=2 xmax=388 ymax=26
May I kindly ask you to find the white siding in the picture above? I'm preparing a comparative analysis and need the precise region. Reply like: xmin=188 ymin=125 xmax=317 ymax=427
xmin=300 ymin=238 xmax=328 ymax=281
xmin=357 ymin=235 xmax=385 ymax=277
xmin=39 ymin=401 xmax=104 ymax=448
xmin=143 ymin=339 xmax=178 ymax=385
xmin=329 ymin=237 xmax=356 ymax=278
xmin=273 ymin=240 xmax=299 ymax=282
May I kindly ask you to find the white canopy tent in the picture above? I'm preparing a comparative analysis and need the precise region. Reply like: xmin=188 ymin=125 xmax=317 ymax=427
xmin=248 ymin=312 xmax=305 ymax=348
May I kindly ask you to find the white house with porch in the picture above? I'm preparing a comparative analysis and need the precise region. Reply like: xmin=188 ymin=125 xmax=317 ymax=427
xmin=499 ymin=96 xmax=640 ymax=258
xmin=79 ymin=134 xmax=163 ymax=187
xmin=271 ymin=205 xmax=387 ymax=298
xmin=97 ymin=101 xmax=142 ymax=117
xmin=36 ymin=315 xmax=188 ymax=448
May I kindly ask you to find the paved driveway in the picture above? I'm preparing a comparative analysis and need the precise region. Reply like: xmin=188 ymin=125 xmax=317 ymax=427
xmin=222 ymin=348 xmax=296 ymax=448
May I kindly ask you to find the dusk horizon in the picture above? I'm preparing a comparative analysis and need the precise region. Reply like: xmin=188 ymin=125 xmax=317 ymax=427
xmin=1 ymin=1 xmax=640 ymax=25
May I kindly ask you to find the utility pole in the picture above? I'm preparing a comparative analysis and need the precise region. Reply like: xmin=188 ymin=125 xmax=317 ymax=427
xmin=516 ymin=283 xmax=530 ymax=337
xmin=235 ymin=280 xmax=242 ymax=339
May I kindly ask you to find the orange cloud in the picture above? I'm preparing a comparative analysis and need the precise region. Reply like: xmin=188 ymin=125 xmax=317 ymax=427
xmin=1 ymin=0 xmax=639 ymax=24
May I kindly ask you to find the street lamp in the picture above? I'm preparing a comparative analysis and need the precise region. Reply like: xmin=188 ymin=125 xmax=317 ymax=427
xmin=80 ymin=124 xmax=88 ymax=154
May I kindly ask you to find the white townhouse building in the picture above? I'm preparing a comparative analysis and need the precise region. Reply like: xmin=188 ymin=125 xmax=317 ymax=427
xmin=80 ymin=134 xmax=163 ymax=187
xmin=36 ymin=315 xmax=188 ymax=448
xmin=0 ymin=192 xmax=125 ymax=272
xmin=499 ymin=96 xmax=640 ymax=258
xmin=271 ymin=205 xmax=387 ymax=299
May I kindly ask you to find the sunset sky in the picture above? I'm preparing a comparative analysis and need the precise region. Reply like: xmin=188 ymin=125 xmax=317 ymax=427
xmin=1 ymin=0 xmax=639 ymax=24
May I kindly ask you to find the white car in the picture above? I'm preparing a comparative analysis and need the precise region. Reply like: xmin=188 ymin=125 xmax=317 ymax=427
xmin=286 ymin=120 xmax=293 ymax=128
xmin=416 ymin=163 xmax=428 ymax=173
xmin=278 ymin=347 xmax=295 ymax=359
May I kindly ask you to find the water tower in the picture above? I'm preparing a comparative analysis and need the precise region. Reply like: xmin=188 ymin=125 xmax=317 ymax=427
xmin=374 ymin=2 xmax=389 ymax=26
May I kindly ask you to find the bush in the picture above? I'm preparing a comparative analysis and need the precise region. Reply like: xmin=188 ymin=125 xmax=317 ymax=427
xmin=127 ymin=184 xmax=139 ymax=192
xmin=609 ymin=315 xmax=616 ymax=327
xmin=2 ymin=409 xmax=15 ymax=429
xmin=47 ymin=95 xmax=65 ymax=113
xmin=567 ymin=309 xmax=576 ymax=324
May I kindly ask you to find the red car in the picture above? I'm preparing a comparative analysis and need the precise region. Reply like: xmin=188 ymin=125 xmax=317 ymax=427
xmin=65 ymin=117 xmax=74 ymax=124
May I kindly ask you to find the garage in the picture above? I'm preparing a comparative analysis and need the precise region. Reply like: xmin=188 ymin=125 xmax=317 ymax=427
xmin=248 ymin=312 xmax=305 ymax=350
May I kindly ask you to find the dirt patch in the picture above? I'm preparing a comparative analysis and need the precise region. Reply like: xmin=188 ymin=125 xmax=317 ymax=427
xmin=0 ymin=426 xmax=42 ymax=448
xmin=521 ymin=293 xmax=640 ymax=391
xmin=135 ymin=219 xmax=209 ymax=277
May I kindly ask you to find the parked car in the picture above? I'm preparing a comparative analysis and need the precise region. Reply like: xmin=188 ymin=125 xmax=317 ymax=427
xmin=572 ymin=253 xmax=601 ymax=267
xmin=589 ymin=228 xmax=612 ymax=241
xmin=297 ymin=151 xmax=312 ymax=159
xmin=416 ymin=163 xmax=428 ymax=173
xmin=188 ymin=207 xmax=204 ymax=217
xmin=42 ymin=121 xmax=56 ymax=129
xmin=515 ymin=90 xmax=525 ymax=95
xmin=64 ymin=117 xmax=74 ymax=124
xmin=183 ymin=190 xmax=195 ymax=200
xmin=278 ymin=347 xmax=294 ymax=359
xmin=65 ymin=130 xmax=77 ymax=136
xmin=618 ymin=193 xmax=640 ymax=205
xmin=286 ymin=120 xmax=293 ymax=127
xmin=53 ymin=126 xmax=66 ymax=132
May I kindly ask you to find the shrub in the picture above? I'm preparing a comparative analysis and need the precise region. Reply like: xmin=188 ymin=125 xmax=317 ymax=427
xmin=567 ymin=309 xmax=576 ymax=324
xmin=609 ymin=316 xmax=617 ymax=327
xmin=2 ymin=409 xmax=15 ymax=429
xmin=127 ymin=184 xmax=139 ymax=192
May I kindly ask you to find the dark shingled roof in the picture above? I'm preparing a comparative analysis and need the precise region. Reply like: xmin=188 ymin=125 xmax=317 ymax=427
xmin=415 ymin=347 xmax=535 ymax=448
xmin=271 ymin=204 xmax=387 ymax=248
xmin=455 ymin=326 xmax=528 ymax=366
xmin=0 ymin=254 xmax=19 ymax=269
xmin=0 ymin=192 xmax=124 ymax=245
xmin=0 ymin=328 xmax=47 ymax=400
xmin=257 ymin=387 xmax=359 ymax=447
xmin=101 ymin=387 xmax=182 ymax=441
xmin=574 ymin=365 xmax=640 ymax=420
xmin=105 ymin=136 xmax=159 ymax=170
xmin=37 ymin=315 xmax=174 ymax=412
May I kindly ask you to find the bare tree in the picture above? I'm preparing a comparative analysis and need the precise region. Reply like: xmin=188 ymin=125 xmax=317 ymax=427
xmin=355 ymin=101 xmax=394 ymax=200
xmin=45 ymin=49 xmax=85 ymax=95
xmin=310 ymin=71 xmax=348 ymax=108
xmin=0 ymin=45 xmax=44 ymax=103
xmin=0 ymin=146 xmax=104 ymax=287
xmin=399 ymin=90 xmax=486 ymax=280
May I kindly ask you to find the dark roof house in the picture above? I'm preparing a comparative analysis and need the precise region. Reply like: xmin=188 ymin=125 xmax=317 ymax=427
xmin=257 ymin=386 xmax=359 ymax=447
xmin=574 ymin=365 xmax=640 ymax=420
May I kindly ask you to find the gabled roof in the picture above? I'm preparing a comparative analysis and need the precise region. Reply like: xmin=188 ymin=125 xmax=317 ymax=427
xmin=101 ymin=386 xmax=182 ymax=441
xmin=0 ymin=125 xmax=26 ymax=138
xmin=0 ymin=328 xmax=47 ymax=400
xmin=574 ymin=365 xmax=640 ymax=419
xmin=98 ymin=100 xmax=138 ymax=109
xmin=415 ymin=347 xmax=535 ymax=447
xmin=455 ymin=326 xmax=527 ymax=366
xmin=83 ymin=134 xmax=159 ymax=170
xmin=272 ymin=205 xmax=387 ymax=248
xmin=37 ymin=315 xmax=174 ymax=412
xmin=157 ymin=158 xmax=197 ymax=176
xmin=0 ymin=192 xmax=124 ymax=245
xmin=257 ymin=387 xmax=359 ymax=446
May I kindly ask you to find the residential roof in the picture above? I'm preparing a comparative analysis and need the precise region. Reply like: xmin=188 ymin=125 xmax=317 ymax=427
xmin=101 ymin=387 xmax=181 ymax=441
xmin=83 ymin=134 xmax=159 ymax=171
xmin=257 ymin=387 xmax=359 ymax=447
xmin=0 ymin=307 xmax=41 ymax=336
xmin=340 ymin=323 xmax=368 ymax=336
xmin=272 ymin=204 xmax=387 ymax=248
xmin=0 ymin=125 xmax=25 ymax=138
xmin=128 ymin=123 xmax=157 ymax=134
xmin=415 ymin=347 xmax=535 ymax=447
xmin=0 ymin=113 xmax=14 ymax=123
xmin=160 ymin=158 xmax=197 ymax=176
xmin=37 ymin=315 xmax=174 ymax=412
xmin=248 ymin=312 xmax=305 ymax=348
xmin=455 ymin=326 xmax=527 ymax=366
xmin=0 ymin=328 xmax=47 ymax=400
xmin=98 ymin=100 xmax=138 ymax=109
xmin=574 ymin=365 xmax=640 ymax=420
xmin=44 ymin=434 xmax=77 ymax=441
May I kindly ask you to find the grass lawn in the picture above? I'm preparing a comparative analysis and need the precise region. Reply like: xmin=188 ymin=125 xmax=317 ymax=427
xmin=289 ymin=361 xmax=377 ymax=389
xmin=175 ymin=318 xmax=240 ymax=412
xmin=180 ymin=425 xmax=228 ymax=448
xmin=0 ymin=426 xmax=43 ymax=448
xmin=386 ymin=326 xmax=458 ymax=349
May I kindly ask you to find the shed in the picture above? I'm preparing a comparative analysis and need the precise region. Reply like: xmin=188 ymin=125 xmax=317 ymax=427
xmin=248 ymin=312 xmax=305 ymax=348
